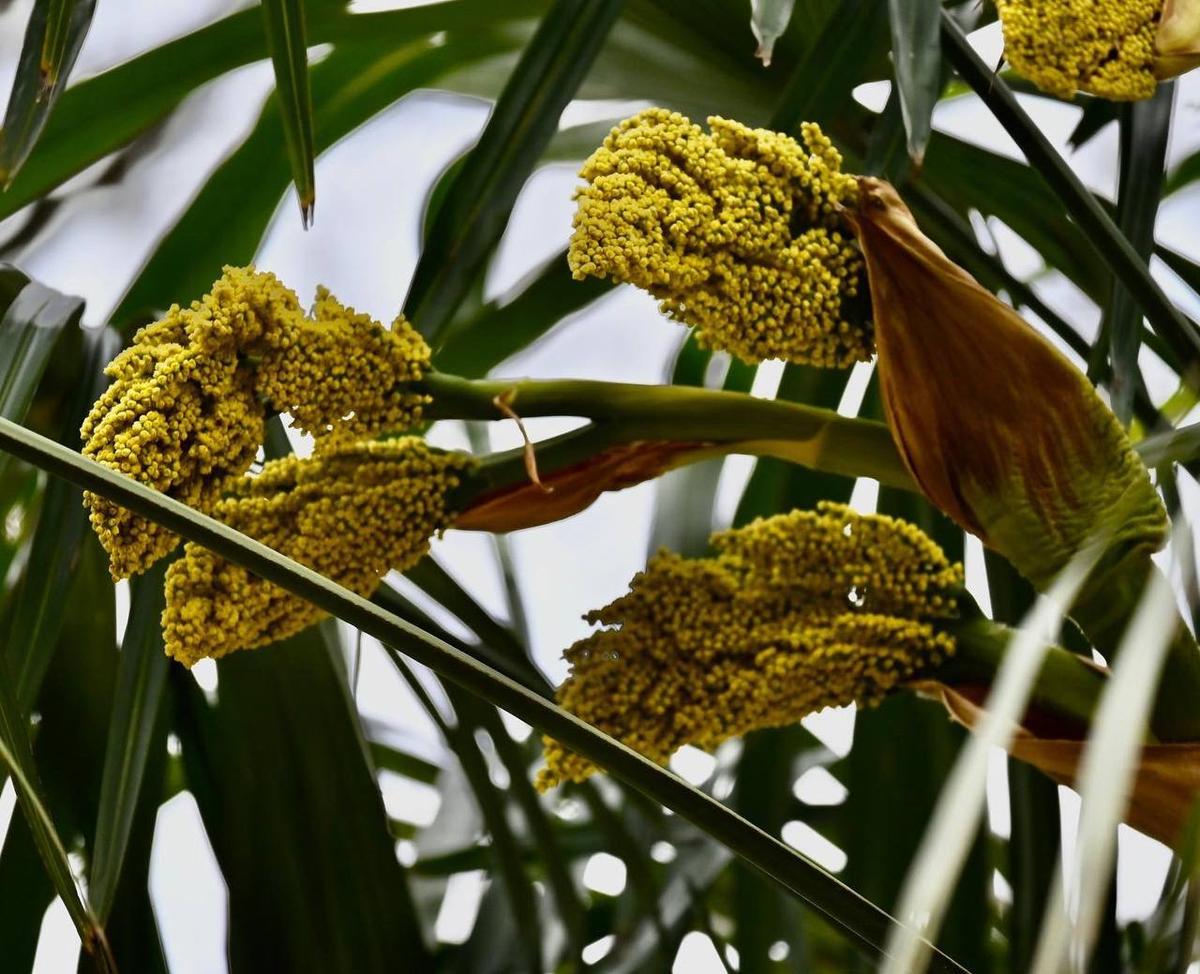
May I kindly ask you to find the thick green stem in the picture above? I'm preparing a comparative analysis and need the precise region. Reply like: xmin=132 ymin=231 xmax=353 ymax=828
xmin=423 ymin=370 xmax=1172 ymax=494
xmin=420 ymin=370 xmax=915 ymax=488
xmin=942 ymin=617 xmax=1109 ymax=732
xmin=1071 ymin=552 xmax=1200 ymax=741
xmin=944 ymin=612 xmax=1200 ymax=744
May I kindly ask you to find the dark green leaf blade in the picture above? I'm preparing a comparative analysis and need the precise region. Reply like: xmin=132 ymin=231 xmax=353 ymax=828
xmin=0 ymin=2 xmax=544 ymax=225
xmin=770 ymin=0 xmax=891 ymax=131
xmin=0 ymin=0 xmax=97 ymax=186
xmin=2 ymin=531 xmax=123 ymax=974
xmin=939 ymin=14 xmax=1200 ymax=371
xmin=260 ymin=0 xmax=317 ymax=227
xmin=435 ymin=251 xmax=613 ymax=378
xmin=174 ymin=626 xmax=432 ymax=973
xmin=441 ymin=688 xmax=544 ymax=972
xmin=6 ymin=326 xmax=117 ymax=712
xmin=0 ymin=266 xmax=84 ymax=422
xmin=0 ymin=811 xmax=53 ymax=968
xmin=0 ymin=647 xmax=110 ymax=969
xmin=404 ymin=0 xmax=624 ymax=342
xmin=886 ymin=0 xmax=941 ymax=165
xmin=1098 ymin=83 xmax=1175 ymax=423
xmin=88 ymin=562 xmax=170 ymax=923
xmin=1164 ymin=147 xmax=1200 ymax=197
xmin=112 ymin=32 xmax=512 ymax=324
xmin=402 ymin=556 xmax=590 ymax=966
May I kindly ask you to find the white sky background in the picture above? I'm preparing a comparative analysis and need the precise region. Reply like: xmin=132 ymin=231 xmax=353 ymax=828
xmin=0 ymin=1 xmax=1199 ymax=971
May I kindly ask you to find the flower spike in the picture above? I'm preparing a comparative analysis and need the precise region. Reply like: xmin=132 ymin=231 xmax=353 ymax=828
xmin=996 ymin=0 xmax=1200 ymax=100
xmin=568 ymin=109 xmax=871 ymax=368
xmin=161 ymin=438 xmax=473 ymax=666
xmin=81 ymin=267 xmax=432 ymax=578
xmin=538 ymin=503 xmax=962 ymax=789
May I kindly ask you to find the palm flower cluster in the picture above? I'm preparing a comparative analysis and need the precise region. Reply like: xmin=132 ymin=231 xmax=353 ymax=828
xmin=81 ymin=266 xmax=431 ymax=579
xmin=568 ymin=109 xmax=871 ymax=368
xmin=162 ymin=438 xmax=472 ymax=666
xmin=996 ymin=0 xmax=1162 ymax=100
xmin=537 ymin=502 xmax=962 ymax=789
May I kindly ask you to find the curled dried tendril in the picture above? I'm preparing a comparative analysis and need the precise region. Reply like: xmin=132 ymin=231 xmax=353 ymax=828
xmin=81 ymin=266 xmax=431 ymax=579
xmin=568 ymin=108 xmax=871 ymax=368
xmin=538 ymin=502 xmax=962 ymax=790
xmin=161 ymin=438 xmax=473 ymax=666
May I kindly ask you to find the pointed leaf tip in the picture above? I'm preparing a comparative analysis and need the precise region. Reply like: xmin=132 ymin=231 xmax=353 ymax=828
xmin=749 ymin=0 xmax=795 ymax=67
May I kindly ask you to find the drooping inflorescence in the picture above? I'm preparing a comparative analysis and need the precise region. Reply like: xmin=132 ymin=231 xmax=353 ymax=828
xmin=568 ymin=109 xmax=871 ymax=368
xmin=996 ymin=0 xmax=1161 ymax=100
xmin=81 ymin=266 xmax=432 ymax=579
xmin=161 ymin=438 xmax=473 ymax=666
xmin=537 ymin=502 xmax=962 ymax=789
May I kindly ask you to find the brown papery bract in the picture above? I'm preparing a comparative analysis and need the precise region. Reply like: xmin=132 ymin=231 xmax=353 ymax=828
xmin=844 ymin=177 xmax=1166 ymax=591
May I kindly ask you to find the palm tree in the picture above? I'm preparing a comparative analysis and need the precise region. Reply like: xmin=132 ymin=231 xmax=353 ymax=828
xmin=1 ymin=1 xmax=1199 ymax=971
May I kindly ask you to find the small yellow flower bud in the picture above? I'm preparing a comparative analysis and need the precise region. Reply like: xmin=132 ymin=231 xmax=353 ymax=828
xmin=568 ymin=108 xmax=871 ymax=368
xmin=161 ymin=438 xmax=473 ymax=666
xmin=537 ymin=502 xmax=961 ymax=790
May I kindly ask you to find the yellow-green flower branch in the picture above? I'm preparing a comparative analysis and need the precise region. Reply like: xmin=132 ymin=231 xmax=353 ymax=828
xmin=538 ymin=502 xmax=962 ymax=788
xmin=162 ymin=438 xmax=472 ymax=666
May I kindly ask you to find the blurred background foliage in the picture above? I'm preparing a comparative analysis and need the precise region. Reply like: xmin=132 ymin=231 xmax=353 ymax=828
xmin=1 ymin=0 xmax=1200 ymax=971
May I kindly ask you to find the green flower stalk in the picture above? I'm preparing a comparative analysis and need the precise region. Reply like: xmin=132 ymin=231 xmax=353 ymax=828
xmin=162 ymin=438 xmax=473 ymax=666
xmin=81 ymin=266 xmax=431 ymax=579
xmin=538 ymin=503 xmax=962 ymax=789
xmin=568 ymin=108 xmax=871 ymax=368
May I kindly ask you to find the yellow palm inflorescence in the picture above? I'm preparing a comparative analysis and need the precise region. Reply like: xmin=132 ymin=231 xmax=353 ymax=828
xmin=996 ymin=0 xmax=1161 ymax=100
xmin=81 ymin=266 xmax=432 ymax=579
xmin=568 ymin=108 xmax=871 ymax=368
xmin=537 ymin=502 xmax=962 ymax=789
xmin=161 ymin=437 xmax=473 ymax=666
